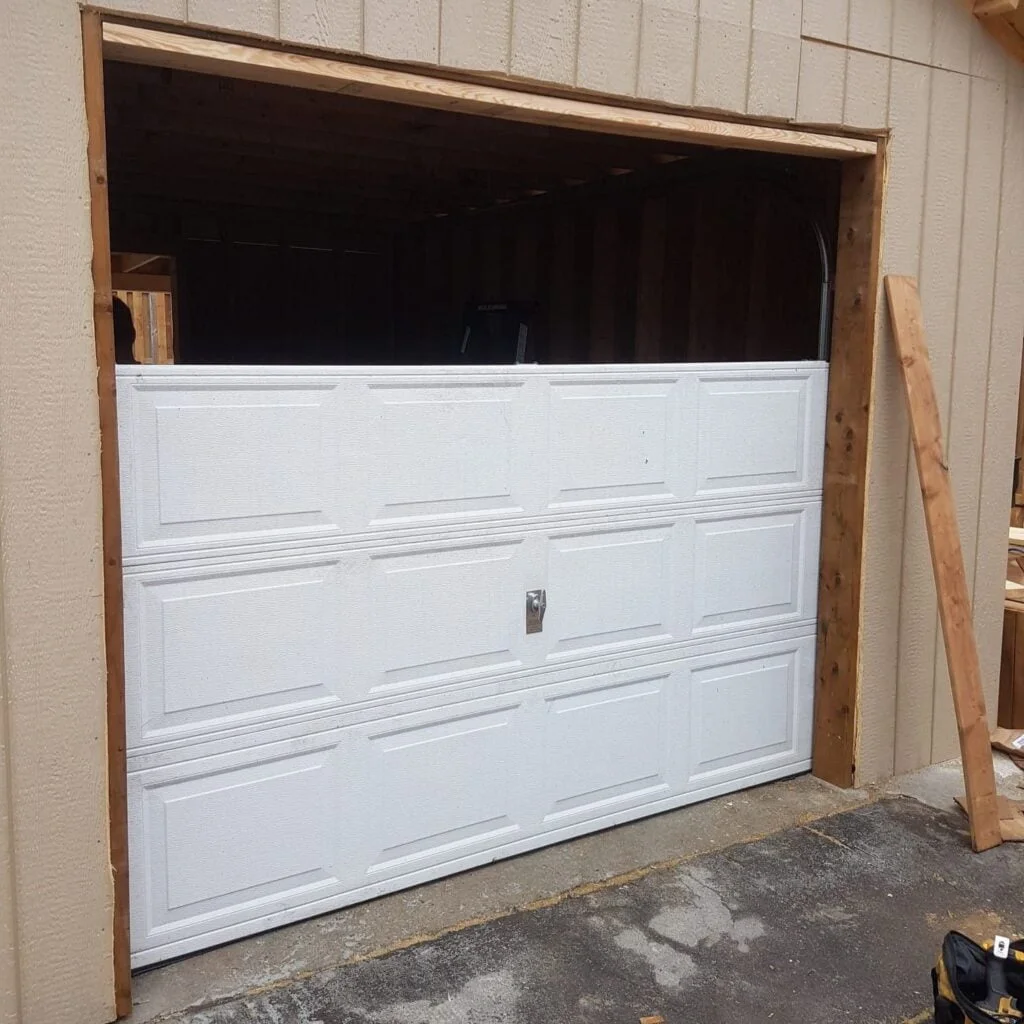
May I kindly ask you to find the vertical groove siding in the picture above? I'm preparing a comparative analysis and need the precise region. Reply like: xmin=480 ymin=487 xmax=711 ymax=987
xmin=575 ymin=0 xmax=641 ymax=94
xmin=2 ymin=3 xmax=1022 ymax=1017
xmin=637 ymin=0 xmax=698 ymax=107
xmin=103 ymin=0 xmax=1024 ymax=785
xmin=896 ymin=66 xmax=971 ymax=770
xmin=4 ymin=0 xmax=1021 ymax=1019
xmin=441 ymin=0 xmax=513 ymax=72
xmin=933 ymin=75 xmax=1008 ymax=760
xmin=509 ymin=0 xmax=580 ymax=84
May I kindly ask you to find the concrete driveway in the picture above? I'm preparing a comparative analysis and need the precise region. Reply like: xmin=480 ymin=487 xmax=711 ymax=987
xmin=139 ymin=789 xmax=1024 ymax=1024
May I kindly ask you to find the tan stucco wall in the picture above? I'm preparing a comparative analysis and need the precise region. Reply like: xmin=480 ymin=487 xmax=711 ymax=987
xmin=0 ymin=0 xmax=1022 ymax=1021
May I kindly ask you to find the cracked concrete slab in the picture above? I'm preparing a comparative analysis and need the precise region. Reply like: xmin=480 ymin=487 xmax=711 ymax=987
xmin=139 ymin=795 xmax=1024 ymax=1023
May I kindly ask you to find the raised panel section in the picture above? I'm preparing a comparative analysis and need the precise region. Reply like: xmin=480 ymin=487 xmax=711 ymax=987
xmin=548 ymin=379 xmax=678 ymax=506
xmin=368 ymin=541 xmax=526 ymax=693
xmin=362 ymin=704 xmax=523 ymax=874
xmin=691 ymin=372 xmax=824 ymax=496
xmin=546 ymin=525 xmax=675 ymax=659
xmin=691 ymin=506 xmax=818 ymax=633
xmin=127 ymin=560 xmax=343 ymax=748
xmin=124 ymin=382 xmax=341 ymax=555
xmin=687 ymin=641 xmax=810 ymax=785
xmin=131 ymin=739 xmax=343 ymax=948
xmin=366 ymin=382 xmax=530 ymax=525
xmin=157 ymin=405 xmax=321 ymax=523
xmin=543 ymin=676 xmax=670 ymax=822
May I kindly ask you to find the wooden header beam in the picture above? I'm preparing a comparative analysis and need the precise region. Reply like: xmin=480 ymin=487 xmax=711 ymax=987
xmin=101 ymin=22 xmax=878 ymax=161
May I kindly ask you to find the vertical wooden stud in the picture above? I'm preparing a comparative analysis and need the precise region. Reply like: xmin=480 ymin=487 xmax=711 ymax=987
xmin=812 ymin=149 xmax=885 ymax=788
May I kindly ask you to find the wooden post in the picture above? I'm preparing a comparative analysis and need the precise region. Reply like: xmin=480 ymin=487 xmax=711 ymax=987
xmin=83 ymin=10 xmax=133 ymax=1014
xmin=812 ymin=152 xmax=885 ymax=787
xmin=885 ymin=274 xmax=1002 ymax=853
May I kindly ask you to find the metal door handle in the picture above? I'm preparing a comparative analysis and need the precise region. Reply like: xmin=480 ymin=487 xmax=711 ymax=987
xmin=526 ymin=589 xmax=546 ymax=633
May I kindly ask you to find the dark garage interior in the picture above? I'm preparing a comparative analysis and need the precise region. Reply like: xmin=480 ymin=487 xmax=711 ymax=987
xmin=104 ymin=60 xmax=841 ymax=366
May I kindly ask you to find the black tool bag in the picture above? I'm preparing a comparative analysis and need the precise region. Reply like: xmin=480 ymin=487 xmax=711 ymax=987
xmin=934 ymin=931 xmax=1024 ymax=1022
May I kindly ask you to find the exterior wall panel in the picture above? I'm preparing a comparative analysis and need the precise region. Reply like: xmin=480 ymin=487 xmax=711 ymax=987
xmin=364 ymin=0 xmax=440 ymax=63
xmin=575 ymin=0 xmax=641 ymax=94
xmin=853 ymin=57 xmax=928 ymax=782
xmin=187 ymin=0 xmax=278 ymax=35
xmin=795 ymin=39 xmax=846 ymax=125
xmin=933 ymin=75 xmax=1008 ymax=760
xmin=441 ymin=0 xmax=512 ymax=72
xmin=637 ymin=0 xmax=697 ymax=107
xmin=895 ymin=67 xmax=970 ymax=769
xmin=279 ymin=0 xmax=363 ymax=52
xmin=509 ymin=0 xmax=579 ymax=84
xmin=0 ymin=0 xmax=1022 ymax=1019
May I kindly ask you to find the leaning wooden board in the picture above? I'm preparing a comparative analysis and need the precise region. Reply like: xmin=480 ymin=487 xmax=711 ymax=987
xmin=885 ymin=275 xmax=1002 ymax=852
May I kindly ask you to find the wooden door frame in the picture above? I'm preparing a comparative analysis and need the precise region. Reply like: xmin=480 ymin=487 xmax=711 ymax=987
xmin=83 ymin=12 xmax=885 ymax=1012
xmin=82 ymin=10 xmax=131 ymax=1018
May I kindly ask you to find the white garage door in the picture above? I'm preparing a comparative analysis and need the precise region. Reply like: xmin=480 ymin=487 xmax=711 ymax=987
xmin=118 ymin=361 xmax=827 ymax=966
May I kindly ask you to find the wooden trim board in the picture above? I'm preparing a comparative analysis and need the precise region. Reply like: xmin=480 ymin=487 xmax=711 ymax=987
xmin=82 ymin=10 xmax=132 ymax=1015
xmin=100 ymin=22 xmax=878 ymax=160
xmin=811 ymin=150 xmax=886 ymax=788
xmin=884 ymin=275 xmax=1002 ymax=853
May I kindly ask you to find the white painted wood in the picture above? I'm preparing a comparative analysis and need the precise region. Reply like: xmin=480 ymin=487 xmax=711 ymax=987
xmin=118 ymin=362 xmax=826 ymax=965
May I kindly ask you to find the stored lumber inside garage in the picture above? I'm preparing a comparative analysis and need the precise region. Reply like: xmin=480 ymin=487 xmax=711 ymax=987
xmin=104 ymin=61 xmax=841 ymax=366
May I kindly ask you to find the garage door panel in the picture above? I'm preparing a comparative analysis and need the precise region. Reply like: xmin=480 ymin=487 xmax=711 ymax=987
xmin=130 ymin=737 xmax=348 ymax=951
xmin=686 ymin=636 xmax=813 ymax=788
xmin=126 ymin=559 xmax=346 ymax=748
xmin=128 ymin=629 xmax=813 ymax=965
xmin=119 ymin=366 xmax=826 ymax=566
xmin=690 ymin=504 xmax=820 ymax=635
xmin=548 ymin=378 xmax=681 ymax=507
xmin=365 ymin=539 xmax=532 ymax=695
xmin=544 ymin=523 xmax=679 ymax=661
xmin=686 ymin=371 xmax=825 ymax=496
xmin=121 ymin=382 xmax=343 ymax=557
xmin=542 ymin=674 xmax=674 ymax=824
xmin=360 ymin=702 xmax=526 ymax=877
xmin=361 ymin=379 xmax=543 ymax=526
xmin=119 ymin=363 xmax=826 ymax=966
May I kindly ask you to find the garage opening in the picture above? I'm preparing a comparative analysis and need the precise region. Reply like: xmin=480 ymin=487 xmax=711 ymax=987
xmin=105 ymin=61 xmax=840 ymax=367
xmin=101 ymin=39 xmax=853 ymax=972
